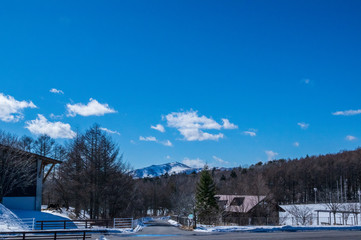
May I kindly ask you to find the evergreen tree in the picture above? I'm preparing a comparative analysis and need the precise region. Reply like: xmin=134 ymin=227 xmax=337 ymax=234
xmin=195 ymin=166 xmax=218 ymax=224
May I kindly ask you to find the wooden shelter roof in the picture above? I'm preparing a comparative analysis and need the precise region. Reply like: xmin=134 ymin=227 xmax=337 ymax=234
xmin=0 ymin=144 xmax=62 ymax=165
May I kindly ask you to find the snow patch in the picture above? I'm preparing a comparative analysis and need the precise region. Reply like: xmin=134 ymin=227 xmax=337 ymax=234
xmin=96 ymin=235 xmax=108 ymax=240
xmin=168 ymin=219 xmax=181 ymax=227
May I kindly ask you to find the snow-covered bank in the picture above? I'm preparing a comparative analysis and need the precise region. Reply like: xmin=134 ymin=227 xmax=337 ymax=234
xmin=194 ymin=225 xmax=361 ymax=233
xmin=0 ymin=204 xmax=27 ymax=231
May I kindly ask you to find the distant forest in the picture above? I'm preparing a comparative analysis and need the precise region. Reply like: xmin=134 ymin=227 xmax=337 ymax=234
xmin=136 ymin=148 xmax=361 ymax=216
xmin=1 ymin=126 xmax=361 ymax=218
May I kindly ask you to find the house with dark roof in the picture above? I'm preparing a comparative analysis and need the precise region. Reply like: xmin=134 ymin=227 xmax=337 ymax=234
xmin=215 ymin=195 xmax=284 ymax=225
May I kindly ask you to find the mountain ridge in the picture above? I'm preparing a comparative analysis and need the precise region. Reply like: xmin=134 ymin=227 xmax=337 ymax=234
xmin=132 ymin=161 xmax=199 ymax=178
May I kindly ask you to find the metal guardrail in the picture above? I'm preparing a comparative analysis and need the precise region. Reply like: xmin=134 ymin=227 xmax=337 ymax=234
xmin=36 ymin=219 xmax=113 ymax=230
xmin=113 ymin=218 xmax=133 ymax=228
xmin=20 ymin=218 xmax=35 ymax=230
xmin=0 ymin=229 xmax=97 ymax=240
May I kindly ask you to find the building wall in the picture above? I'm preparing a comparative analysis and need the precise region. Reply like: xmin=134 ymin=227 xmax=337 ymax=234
xmin=2 ymin=197 xmax=36 ymax=210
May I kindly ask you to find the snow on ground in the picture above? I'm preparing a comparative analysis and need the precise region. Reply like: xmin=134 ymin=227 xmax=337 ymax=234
xmin=194 ymin=225 xmax=361 ymax=233
xmin=168 ymin=219 xmax=180 ymax=227
xmin=0 ymin=204 xmax=27 ymax=231
xmin=10 ymin=209 xmax=77 ymax=230
xmin=96 ymin=236 xmax=108 ymax=240
xmin=42 ymin=208 xmax=73 ymax=219
xmin=42 ymin=207 xmax=90 ymax=219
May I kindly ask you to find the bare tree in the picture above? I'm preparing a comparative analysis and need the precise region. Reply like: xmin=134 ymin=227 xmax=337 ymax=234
xmin=0 ymin=131 xmax=35 ymax=203
xmin=33 ymin=135 xmax=55 ymax=157
xmin=324 ymin=193 xmax=342 ymax=225
xmin=18 ymin=136 xmax=34 ymax=152
xmin=341 ymin=203 xmax=359 ymax=225
xmin=56 ymin=124 xmax=133 ymax=219
xmin=287 ymin=205 xmax=313 ymax=225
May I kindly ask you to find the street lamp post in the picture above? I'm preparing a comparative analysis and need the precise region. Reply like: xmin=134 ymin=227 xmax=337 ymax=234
xmin=357 ymin=190 xmax=361 ymax=223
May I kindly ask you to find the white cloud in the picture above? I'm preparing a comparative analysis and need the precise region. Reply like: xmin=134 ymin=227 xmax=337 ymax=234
xmin=151 ymin=124 xmax=165 ymax=133
xmin=243 ymin=129 xmax=257 ymax=137
xmin=222 ymin=119 xmax=238 ymax=129
xmin=0 ymin=93 xmax=37 ymax=122
xmin=213 ymin=155 xmax=229 ymax=164
xmin=332 ymin=109 xmax=361 ymax=116
xmin=182 ymin=157 xmax=206 ymax=168
xmin=166 ymin=155 xmax=171 ymax=160
xmin=100 ymin=127 xmax=120 ymax=135
xmin=139 ymin=136 xmax=172 ymax=147
xmin=139 ymin=136 xmax=157 ymax=142
xmin=164 ymin=110 xmax=235 ymax=141
xmin=345 ymin=135 xmax=357 ymax=141
xmin=265 ymin=150 xmax=278 ymax=161
xmin=66 ymin=98 xmax=116 ymax=117
xmin=161 ymin=140 xmax=173 ymax=147
xmin=293 ymin=142 xmax=300 ymax=147
xmin=297 ymin=122 xmax=309 ymax=129
xmin=49 ymin=88 xmax=64 ymax=94
xmin=49 ymin=113 xmax=63 ymax=120
xmin=25 ymin=114 xmax=76 ymax=139
xmin=303 ymin=79 xmax=310 ymax=84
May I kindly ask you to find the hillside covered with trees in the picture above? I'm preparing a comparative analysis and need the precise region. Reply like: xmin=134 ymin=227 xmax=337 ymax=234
xmin=1 ymin=126 xmax=361 ymax=219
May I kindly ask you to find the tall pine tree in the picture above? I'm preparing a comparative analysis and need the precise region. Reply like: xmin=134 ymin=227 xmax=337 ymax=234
xmin=195 ymin=166 xmax=218 ymax=224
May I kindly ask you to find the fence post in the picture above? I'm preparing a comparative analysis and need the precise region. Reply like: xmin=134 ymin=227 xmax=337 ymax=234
xmin=22 ymin=233 xmax=25 ymax=240
xmin=64 ymin=221 xmax=66 ymax=229
xmin=83 ymin=231 xmax=86 ymax=240
xmin=41 ymin=221 xmax=44 ymax=230
xmin=85 ymin=220 xmax=88 ymax=229
xmin=54 ymin=232 xmax=57 ymax=240
xmin=113 ymin=218 xmax=116 ymax=228
xmin=32 ymin=218 xmax=35 ymax=230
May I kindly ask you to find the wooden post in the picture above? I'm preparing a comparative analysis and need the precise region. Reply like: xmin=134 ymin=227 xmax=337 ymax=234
xmin=83 ymin=231 xmax=86 ymax=240
xmin=317 ymin=211 xmax=319 ymax=225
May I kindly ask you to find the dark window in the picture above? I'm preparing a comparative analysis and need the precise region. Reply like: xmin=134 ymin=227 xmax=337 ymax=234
xmin=231 ymin=197 xmax=245 ymax=206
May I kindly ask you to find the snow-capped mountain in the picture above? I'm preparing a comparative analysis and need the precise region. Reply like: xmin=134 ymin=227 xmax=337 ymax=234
xmin=132 ymin=162 xmax=198 ymax=178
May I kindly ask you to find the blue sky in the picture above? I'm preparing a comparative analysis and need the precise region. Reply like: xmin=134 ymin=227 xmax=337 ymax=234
xmin=0 ymin=0 xmax=361 ymax=169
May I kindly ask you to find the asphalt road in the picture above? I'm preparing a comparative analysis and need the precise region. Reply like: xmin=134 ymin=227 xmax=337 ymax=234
xmin=92 ymin=219 xmax=361 ymax=240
